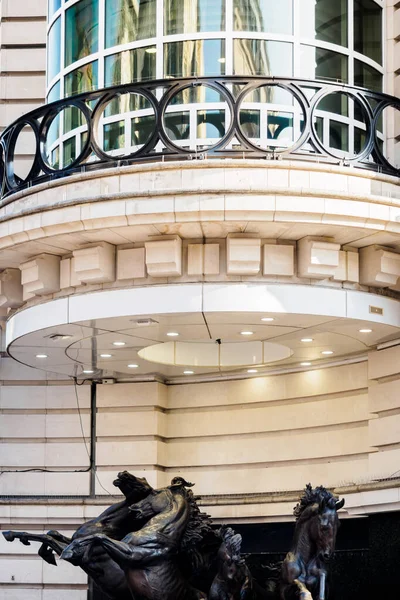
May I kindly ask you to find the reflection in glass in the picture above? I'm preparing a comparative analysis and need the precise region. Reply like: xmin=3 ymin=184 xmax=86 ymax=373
xmin=164 ymin=112 xmax=190 ymax=140
xmin=105 ymin=0 xmax=156 ymax=47
xmin=300 ymin=0 xmax=347 ymax=47
xmin=197 ymin=110 xmax=226 ymax=138
xmin=104 ymin=122 xmax=125 ymax=152
xmin=48 ymin=0 xmax=61 ymax=19
xmin=65 ymin=61 xmax=99 ymax=97
xmin=234 ymin=40 xmax=293 ymax=77
xmin=65 ymin=0 xmax=99 ymax=67
xmin=48 ymin=18 xmax=61 ymax=84
xmin=234 ymin=0 xmax=292 ymax=35
xmin=165 ymin=0 xmax=225 ymax=34
xmin=105 ymin=48 xmax=156 ymax=86
xmin=164 ymin=40 xmax=226 ymax=78
xmin=300 ymin=46 xmax=348 ymax=82
xmin=354 ymin=0 xmax=382 ymax=64
xmin=47 ymin=82 xmax=61 ymax=104
xmin=354 ymin=59 xmax=382 ymax=92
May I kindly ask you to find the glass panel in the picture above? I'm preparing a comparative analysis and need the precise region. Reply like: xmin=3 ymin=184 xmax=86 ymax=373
xmin=164 ymin=39 xmax=226 ymax=78
xmin=65 ymin=0 xmax=99 ymax=67
xmin=104 ymin=121 xmax=125 ymax=152
xmin=105 ymin=47 xmax=156 ymax=86
xmin=233 ymin=0 xmax=292 ymax=35
xmin=300 ymin=46 xmax=348 ymax=82
xmin=197 ymin=110 xmax=226 ymax=138
xmin=132 ymin=115 xmax=156 ymax=145
xmin=300 ymin=0 xmax=347 ymax=47
xmin=63 ymin=137 xmax=77 ymax=167
xmin=354 ymin=59 xmax=382 ymax=92
xmin=165 ymin=0 xmax=225 ymax=34
xmin=164 ymin=112 xmax=190 ymax=140
xmin=105 ymin=0 xmax=157 ymax=47
xmin=65 ymin=61 xmax=98 ymax=96
xmin=354 ymin=0 xmax=382 ymax=64
xmin=47 ymin=81 xmax=61 ymax=104
xmin=48 ymin=0 xmax=61 ymax=19
xmin=47 ymin=17 xmax=61 ymax=84
xmin=234 ymin=40 xmax=293 ymax=77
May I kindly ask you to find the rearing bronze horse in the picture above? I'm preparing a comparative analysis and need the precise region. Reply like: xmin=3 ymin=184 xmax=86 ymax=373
xmin=280 ymin=485 xmax=345 ymax=600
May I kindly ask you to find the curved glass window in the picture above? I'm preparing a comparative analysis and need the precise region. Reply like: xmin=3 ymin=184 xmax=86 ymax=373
xmin=165 ymin=40 xmax=226 ymax=78
xmin=47 ymin=17 xmax=61 ymax=84
xmin=354 ymin=59 xmax=382 ymax=92
xmin=48 ymin=0 xmax=61 ymax=19
xmin=233 ymin=0 xmax=292 ymax=35
xmin=300 ymin=0 xmax=347 ymax=47
xmin=65 ymin=0 xmax=99 ymax=67
xmin=105 ymin=0 xmax=157 ymax=48
xmin=300 ymin=46 xmax=348 ymax=83
xmin=65 ymin=61 xmax=98 ymax=96
xmin=105 ymin=47 xmax=157 ymax=86
xmin=165 ymin=0 xmax=225 ymax=34
xmin=354 ymin=0 xmax=382 ymax=64
xmin=47 ymin=81 xmax=61 ymax=104
xmin=234 ymin=40 xmax=293 ymax=77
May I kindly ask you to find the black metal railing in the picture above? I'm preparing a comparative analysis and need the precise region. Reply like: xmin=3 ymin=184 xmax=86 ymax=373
xmin=0 ymin=76 xmax=398 ymax=202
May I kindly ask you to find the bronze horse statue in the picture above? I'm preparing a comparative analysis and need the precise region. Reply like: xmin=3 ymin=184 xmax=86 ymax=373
xmin=280 ymin=484 xmax=345 ymax=600
xmin=61 ymin=478 xmax=211 ymax=600
xmin=3 ymin=471 xmax=154 ymax=599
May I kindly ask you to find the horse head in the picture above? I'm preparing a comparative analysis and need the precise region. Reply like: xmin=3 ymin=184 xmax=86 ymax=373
xmin=113 ymin=471 xmax=153 ymax=501
xmin=294 ymin=484 xmax=345 ymax=562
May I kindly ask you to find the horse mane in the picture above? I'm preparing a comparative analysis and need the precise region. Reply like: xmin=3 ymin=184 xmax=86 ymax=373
xmin=220 ymin=526 xmax=243 ymax=563
xmin=294 ymin=483 xmax=338 ymax=522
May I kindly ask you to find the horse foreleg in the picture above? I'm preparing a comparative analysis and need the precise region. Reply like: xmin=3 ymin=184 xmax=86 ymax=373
xmin=294 ymin=579 xmax=312 ymax=600
xmin=94 ymin=535 xmax=171 ymax=568
xmin=3 ymin=531 xmax=67 ymax=566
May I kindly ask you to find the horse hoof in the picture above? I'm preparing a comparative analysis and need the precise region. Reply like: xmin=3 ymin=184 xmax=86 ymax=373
xmin=2 ymin=531 xmax=16 ymax=542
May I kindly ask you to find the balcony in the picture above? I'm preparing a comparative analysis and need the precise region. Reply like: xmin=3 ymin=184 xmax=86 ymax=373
xmin=0 ymin=76 xmax=398 ymax=202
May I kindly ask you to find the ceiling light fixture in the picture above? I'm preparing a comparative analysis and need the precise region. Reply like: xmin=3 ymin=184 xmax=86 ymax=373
xmin=301 ymin=362 xmax=312 ymax=366
xmin=218 ymin=57 xmax=226 ymax=63
xmin=240 ymin=331 xmax=254 ymax=336
xmin=128 ymin=364 xmax=139 ymax=368
xmin=359 ymin=329 xmax=372 ymax=333
xmin=321 ymin=350 xmax=334 ymax=355
xmin=301 ymin=338 xmax=314 ymax=343
xmin=100 ymin=354 xmax=112 ymax=358
xmin=167 ymin=332 xmax=179 ymax=337
xmin=261 ymin=317 xmax=274 ymax=322
xmin=145 ymin=47 xmax=157 ymax=54
xmin=83 ymin=369 xmax=94 ymax=374
xmin=113 ymin=341 xmax=126 ymax=346
xmin=184 ymin=370 xmax=195 ymax=375
xmin=247 ymin=369 xmax=258 ymax=373
xmin=36 ymin=354 xmax=48 ymax=359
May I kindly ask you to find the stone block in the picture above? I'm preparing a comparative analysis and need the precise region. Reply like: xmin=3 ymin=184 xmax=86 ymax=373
xmin=117 ymin=248 xmax=146 ymax=280
xmin=297 ymin=237 xmax=340 ymax=279
xmin=60 ymin=257 xmax=81 ymax=289
xmin=263 ymin=244 xmax=294 ymax=276
xmin=204 ymin=244 xmax=220 ymax=275
xmin=359 ymin=245 xmax=400 ymax=287
xmin=0 ymin=268 xmax=23 ymax=308
xmin=73 ymin=242 xmax=116 ymax=284
xmin=20 ymin=254 xmax=61 ymax=296
xmin=188 ymin=244 xmax=204 ymax=276
xmin=227 ymin=237 xmax=261 ymax=275
xmin=145 ymin=236 xmax=182 ymax=277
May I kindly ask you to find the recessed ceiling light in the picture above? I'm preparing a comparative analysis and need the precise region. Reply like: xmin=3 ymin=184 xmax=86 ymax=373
xmin=145 ymin=47 xmax=157 ymax=54
xmin=128 ymin=364 xmax=139 ymax=368
xmin=321 ymin=350 xmax=334 ymax=355
xmin=301 ymin=362 xmax=312 ymax=366
xmin=301 ymin=338 xmax=314 ymax=343
xmin=100 ymin=354 xmax=112 ymax=358
xmin=261 ymin=317 xmax=274 ymax=322
xmin=247 ymin=369 xmax=258 ymax=373
xmin=36 ymin=354 xmax=48 ymax=359
xmin=184 ymin=370 xmax=195 ymax=375
xmin=167 ymin=332 xmax=179 ymax=337
xmin=83 ymin=369 xmax=94 ymax=374
xmin=113 ymin=341 xmax=126 ymax=346
xmin=241 ymin=331 xmax=254 ymax=336
xmin=359 ymin=329 xmax=372 ymax=333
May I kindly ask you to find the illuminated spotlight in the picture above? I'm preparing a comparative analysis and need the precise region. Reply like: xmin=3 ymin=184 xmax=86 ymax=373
xmin=301 ymin=338 xmax=313 ymax=343
xmin=167 ymin=332 xmax=180 ymax=337
xmin=321 ymin=350 xmax=334 ymax=355
xmin=113 ymin=341 xmax=126 ymax=346
xmin=100 ymin=354 xmax=112 ymax=358
xmin=261 ymin=317 xmax=274 ymax=322
xmin=83 ymin=370 xmax=94 ymax=374
xmin=184 ymin=370 xmax=195 ymax=375
xmin=247 ymin=369 xmax=258 ymax=373
xmin=359 ymin=329 xmax=372 ymax=333
xmin=127 ymin=364 xmax=139 ymax=368
xmin=300 ymin=362 xmax=312 ymax=367
xmin=36 ymin=354 xmax=48 ymax=358
xmin=240 ymin=331 xmax=254 ymax=336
